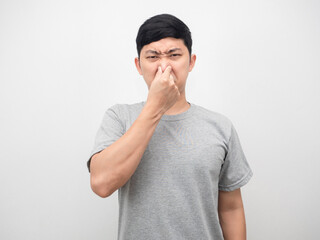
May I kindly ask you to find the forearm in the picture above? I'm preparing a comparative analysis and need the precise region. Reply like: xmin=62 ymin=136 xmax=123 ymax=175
xmin=90 ymin=103 xmax=162 ymax=197
xmin=218 ymin=206 xmax=246 ymax=240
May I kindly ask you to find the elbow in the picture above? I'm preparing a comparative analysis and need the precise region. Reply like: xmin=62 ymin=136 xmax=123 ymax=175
xmin=97 ymin=191 xmax=111 ymax=198
xmin=90 ymin=175 xmax=114 ymax=198
xmin=93 ymin=188 xmax=111 ymax=198
xmin=89 ymin=154 xmax=116 ymax=198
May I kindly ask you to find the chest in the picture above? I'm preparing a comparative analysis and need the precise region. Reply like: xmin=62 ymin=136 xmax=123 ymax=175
xmin=139 ymin=121 xmax=227 ymax=181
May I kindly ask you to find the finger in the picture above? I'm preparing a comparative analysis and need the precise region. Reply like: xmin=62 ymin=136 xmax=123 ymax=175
xmin=163 ymin=66 xmax=172 ymax=77
xmin=169 ymin=74 xmax=175 ymax=83
xmin=170 ymin=72 xmax=177 ymax=83
xmin=154 ymin=66 xmax=162 ymax=80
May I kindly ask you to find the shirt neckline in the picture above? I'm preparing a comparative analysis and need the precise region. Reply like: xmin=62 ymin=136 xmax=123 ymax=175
xmin=141 ymin=101 xmax=196 ymax=121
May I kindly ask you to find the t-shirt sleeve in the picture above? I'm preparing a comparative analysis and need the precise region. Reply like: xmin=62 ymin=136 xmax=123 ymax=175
xmin=87 ymin=104 xmax=124 ymax=173
xmin=218 ymin=123 xmax=253 ymax=191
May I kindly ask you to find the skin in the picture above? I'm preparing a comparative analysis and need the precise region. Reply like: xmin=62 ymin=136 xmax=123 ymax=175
xmin=135 ymin=37 xmax=196 ymax=115
xmin=219 ymin=189 xmax=247 ymax=239
xmin=135 ymin=37 xmax=247 ymax=239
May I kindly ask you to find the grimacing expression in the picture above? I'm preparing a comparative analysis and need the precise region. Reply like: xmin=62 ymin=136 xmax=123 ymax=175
xmin=135 ymin=37 xmax=196 ymax=93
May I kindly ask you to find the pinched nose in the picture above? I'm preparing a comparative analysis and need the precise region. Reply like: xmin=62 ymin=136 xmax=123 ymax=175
xmin=159 ymin=59 xmax=171 ymax=72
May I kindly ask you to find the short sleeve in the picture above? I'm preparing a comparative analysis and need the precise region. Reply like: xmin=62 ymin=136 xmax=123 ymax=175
xmin=87 ymin=104 xmax=124 ymax=173
xmin=218 ymin=123 xmax=253 ymax=191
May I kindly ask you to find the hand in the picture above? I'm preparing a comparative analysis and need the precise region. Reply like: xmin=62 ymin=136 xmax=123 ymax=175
xmin=146 ymin=66 xmax=180 ymax=115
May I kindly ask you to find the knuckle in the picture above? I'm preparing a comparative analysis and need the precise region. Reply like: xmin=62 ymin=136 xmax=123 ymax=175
xmin=162 ymin=78 xmax=169 ymax=84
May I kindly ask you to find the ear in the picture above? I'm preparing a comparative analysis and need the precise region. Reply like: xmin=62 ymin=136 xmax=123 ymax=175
xmin=188 ymin=54 xmax=197 ymax=72
xmin=134 ymin=57 xmax=143 ymax=75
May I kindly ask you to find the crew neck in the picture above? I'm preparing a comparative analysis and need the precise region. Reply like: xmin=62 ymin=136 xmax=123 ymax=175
xmin=141 ymin=101 xmax=196 ymax=121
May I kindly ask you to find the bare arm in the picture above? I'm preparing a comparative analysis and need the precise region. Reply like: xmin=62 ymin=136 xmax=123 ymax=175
xmin=89 ymin=103 xmax=162 ymax=198
xmin=89 ymin=66 xmax=179 ymax=198
xmin=218 ymin=188 xmax=247 ymax=240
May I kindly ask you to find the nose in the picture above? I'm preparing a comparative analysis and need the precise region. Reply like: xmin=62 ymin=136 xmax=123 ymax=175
xmin=159 ymin=58 xmax=171 ymax=72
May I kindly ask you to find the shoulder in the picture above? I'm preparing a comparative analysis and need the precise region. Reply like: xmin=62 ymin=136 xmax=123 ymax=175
xmin=193 ymin=103 xmax=234 ymax=140
xmin=115 ymin=101 xmax=145 ymax=112
xmin=105 ymin=101 xmax=144 ymax=116
xmin=104 ymin=101 xmax=145 ymax=130
xmin=192 ymin=105 xmax=232 ymax=128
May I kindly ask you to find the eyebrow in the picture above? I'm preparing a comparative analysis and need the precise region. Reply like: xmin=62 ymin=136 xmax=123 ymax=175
xmin=145 ymin=48 xmax=182 ymax=55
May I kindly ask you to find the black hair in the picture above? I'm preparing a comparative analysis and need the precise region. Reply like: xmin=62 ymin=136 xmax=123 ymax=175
xmin=136 ymin=14 xmax=192 ymax=58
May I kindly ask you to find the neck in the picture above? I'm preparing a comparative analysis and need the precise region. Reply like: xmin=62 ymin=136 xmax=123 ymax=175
xmin=163 ymin=93 xmax=190 ymax=115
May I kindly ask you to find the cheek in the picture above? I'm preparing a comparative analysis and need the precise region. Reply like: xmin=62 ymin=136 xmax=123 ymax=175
xmin=141 ymin=66 xmax=159 ymax=85
xmin=172 ymin=62 xmax=189 ymax=78
xmin=142 ymin=63 xmax=158 ymax=76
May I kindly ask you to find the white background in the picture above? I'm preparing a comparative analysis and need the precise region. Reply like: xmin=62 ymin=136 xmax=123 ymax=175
xmin=1 ymin=0 xmax=319 ymax=239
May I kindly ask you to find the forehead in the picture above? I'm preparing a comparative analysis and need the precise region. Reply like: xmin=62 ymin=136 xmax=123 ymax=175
xmin=141 ymin=37 xmax=186 ymax=54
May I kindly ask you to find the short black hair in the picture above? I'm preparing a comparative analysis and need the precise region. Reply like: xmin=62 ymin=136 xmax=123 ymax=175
xmin=136 ymin=14 xmax=192 ymax=58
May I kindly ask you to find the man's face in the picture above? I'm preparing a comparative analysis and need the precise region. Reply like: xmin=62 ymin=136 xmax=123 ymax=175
xmin=135 ymin=37 xmax=196 ymax=93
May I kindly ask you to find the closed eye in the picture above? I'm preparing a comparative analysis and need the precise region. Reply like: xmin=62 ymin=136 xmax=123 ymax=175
xmin=146 ymin=54 xmax=181 ymax=60
xmin=170 ymin=54 xmax=182 ymax=57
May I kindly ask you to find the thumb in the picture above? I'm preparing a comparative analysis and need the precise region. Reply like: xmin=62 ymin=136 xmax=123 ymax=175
xmin=155 ymin=66 xmax=162 ymax=80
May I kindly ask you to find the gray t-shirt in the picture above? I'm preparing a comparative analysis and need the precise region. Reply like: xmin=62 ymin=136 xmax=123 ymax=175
xmin=87 ymin=101 xmax=253 ymax=240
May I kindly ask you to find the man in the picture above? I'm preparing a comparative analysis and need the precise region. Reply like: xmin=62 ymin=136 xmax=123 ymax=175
xmin=87 ymin=13 xmax=253 ymax=240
